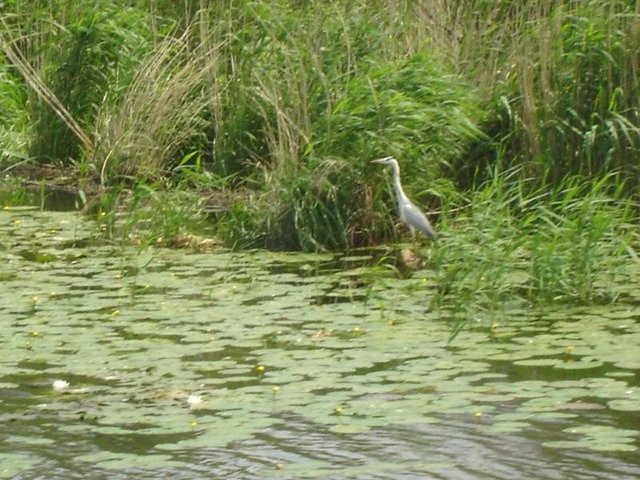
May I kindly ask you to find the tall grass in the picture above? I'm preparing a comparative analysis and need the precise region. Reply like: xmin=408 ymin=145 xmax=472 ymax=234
xmin=93 ymin=27 xmax=217 ymax=184
xmin=433 ymin=166 xmax=635 ymax=327
xmin=213 ymin=51 xmax=481 ymax=249
xmin=85 ymin=177 xmax=212 ymax=250
xmin=0 ymin=58 xmax=30 ymax=166
xmin=441 ymin=0 xmax=640 ymax=190
xmin=0 ymin=2 xmax=154 ymax=166
xmin=202 ymin=0 xmax=638 ymax=250
xmin=201 ymin=3 xmax=483 ymax=250
xmin=0 ymin=0 xmax=638 ymax=260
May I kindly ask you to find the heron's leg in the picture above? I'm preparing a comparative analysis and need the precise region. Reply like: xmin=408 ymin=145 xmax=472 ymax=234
xmin=409 ymin=226 xmax=417 ymax=251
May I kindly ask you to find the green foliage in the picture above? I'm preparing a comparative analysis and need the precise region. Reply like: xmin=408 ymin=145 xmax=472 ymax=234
xmin=315 ymin=54 xmax=482 ymax=167
xmin=93 ymin=29 xmax=213 ymax=183
xmin=0 ymin=60 xmax=29 ymax=166
xmin=451 ymin=0 xmax=640 ymax=190
xmin=216 ymin=51 xmax=482 ymax=250
xmin=433 ymin=168 xmax=635 ymax=328
xmin=0 ymin=177 xmax=33 ymax=206
xmin=202 ymin=0 xmax=418 ymax=177
xmin=93 ymin=183 xmax=210 ymax=248
xmin=526 ymin=175 xmax=630 ymax=303
xmin=1 ymin=0 xmax=638 ymax=267
xmin=24 ymin=4 xmax=152 ymax=163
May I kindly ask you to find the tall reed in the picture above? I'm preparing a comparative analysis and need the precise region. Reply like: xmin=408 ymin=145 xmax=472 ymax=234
xmin=93 ymin=26 xmax=218 ymax=184
xmin=0 ymin=58 xmax=30 ymax=165
xmin=435 ymin=0 xmax=640 ymax=191
xmin=433 ymin=166 xmax=636 ymax=325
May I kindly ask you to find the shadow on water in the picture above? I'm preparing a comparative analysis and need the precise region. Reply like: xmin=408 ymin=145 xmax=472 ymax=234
xmin=0 ymin=209 xmax=638 ymax=479
xmin=0 ymin=184 xmax=82 ymax=212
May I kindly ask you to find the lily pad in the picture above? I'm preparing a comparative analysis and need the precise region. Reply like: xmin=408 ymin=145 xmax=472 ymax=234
xmin=1 ymin=209 xmax=639 ymax=479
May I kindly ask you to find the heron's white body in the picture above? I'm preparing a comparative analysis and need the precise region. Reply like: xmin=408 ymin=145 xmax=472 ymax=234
xmin=372 ymin=156 xmax=437 ymax=240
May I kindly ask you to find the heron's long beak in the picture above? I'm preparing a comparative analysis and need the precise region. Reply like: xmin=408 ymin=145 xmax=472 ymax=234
xmin=371 ymin=156 xmax=392 ymax=164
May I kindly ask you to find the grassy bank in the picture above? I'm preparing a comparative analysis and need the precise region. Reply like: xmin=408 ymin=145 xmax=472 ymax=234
xmin=1 ymin=0 xmax=638 ymax=308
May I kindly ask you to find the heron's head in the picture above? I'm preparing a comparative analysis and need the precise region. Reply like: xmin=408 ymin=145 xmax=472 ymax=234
xmin=371 ymin=156 xmax=400 ymax=174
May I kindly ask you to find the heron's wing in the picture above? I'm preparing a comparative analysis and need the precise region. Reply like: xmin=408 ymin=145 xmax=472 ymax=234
xmin=401 ymin=201 xmax=437 ymax=239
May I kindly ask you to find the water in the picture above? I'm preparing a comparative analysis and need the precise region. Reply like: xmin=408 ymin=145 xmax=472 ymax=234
xmin=0 ymin=209 xmax=638 ymax=479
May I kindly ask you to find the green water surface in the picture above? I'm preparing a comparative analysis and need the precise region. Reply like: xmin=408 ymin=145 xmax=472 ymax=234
xmin=0 ymin=209 xmax=638 ymax=479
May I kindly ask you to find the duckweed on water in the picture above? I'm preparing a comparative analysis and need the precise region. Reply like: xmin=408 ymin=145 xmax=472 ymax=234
xmin=0 ymin=209 xmax=639 ymax=478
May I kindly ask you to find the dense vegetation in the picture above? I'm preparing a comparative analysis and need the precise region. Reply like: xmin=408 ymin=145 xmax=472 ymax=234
xmin=1 ymin=0 xmax=638 ymax=312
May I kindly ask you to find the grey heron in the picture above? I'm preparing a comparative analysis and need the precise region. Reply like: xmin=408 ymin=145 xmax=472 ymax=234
xmin=371 ymin=156 xmax=437 ymax=241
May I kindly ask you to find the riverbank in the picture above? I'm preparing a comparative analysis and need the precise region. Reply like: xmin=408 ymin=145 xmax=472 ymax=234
xmin=1 ymin=1 xmax=639 ymax=317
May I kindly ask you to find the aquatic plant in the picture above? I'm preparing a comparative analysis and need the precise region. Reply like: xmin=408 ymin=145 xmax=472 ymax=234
xmin=2 ymin=208 xmax=639 ymax=477
xmin=433 ymin=167 xmax=637 ymax=327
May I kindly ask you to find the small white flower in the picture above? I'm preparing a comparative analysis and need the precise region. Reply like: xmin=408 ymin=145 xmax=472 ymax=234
xmin=187 ymin=394 xmax=204 ymax=410
xmin=52 ymin=380 xmax=69 ymax=392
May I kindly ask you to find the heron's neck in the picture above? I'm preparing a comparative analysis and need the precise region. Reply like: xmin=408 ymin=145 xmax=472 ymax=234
xmin=391 ymin=166 xmax=408 ymax=203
